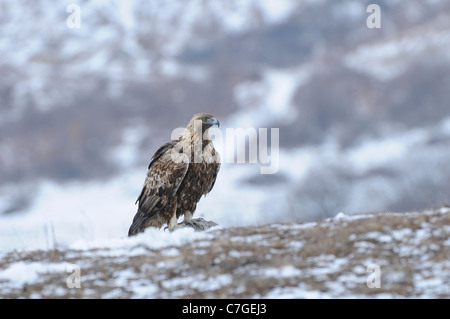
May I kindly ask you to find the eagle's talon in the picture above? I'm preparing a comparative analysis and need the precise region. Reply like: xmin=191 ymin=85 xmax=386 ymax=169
xmin=193 ymin=222 xmax=205 ymax=231
xmin=183 ymin=221 xmax=195 ymax=228
xmin=164 ymin=225 xmax=177 ymax=232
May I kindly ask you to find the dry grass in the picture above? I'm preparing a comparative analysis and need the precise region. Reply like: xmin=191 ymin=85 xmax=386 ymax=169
xmin=1 ymin=207 xmax=449 ymax=298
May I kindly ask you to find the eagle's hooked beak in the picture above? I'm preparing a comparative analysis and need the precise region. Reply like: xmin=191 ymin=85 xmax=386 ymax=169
xmin=206 ymin=117 xmax=220 ymax=127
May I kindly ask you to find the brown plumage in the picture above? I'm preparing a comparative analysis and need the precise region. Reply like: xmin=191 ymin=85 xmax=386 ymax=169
xmin=128 ymin=113 xmax=221 ymax=236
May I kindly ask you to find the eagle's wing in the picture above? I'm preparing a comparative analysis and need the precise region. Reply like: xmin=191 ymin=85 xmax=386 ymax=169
xmin=204 ymin=161 xmax=220 ymax=196
xmin=128 ymin=141 xmax=189 ymax=236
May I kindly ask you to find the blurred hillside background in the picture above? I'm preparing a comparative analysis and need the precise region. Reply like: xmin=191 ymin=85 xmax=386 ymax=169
xmin=1 ymin=0 xmax=450 ymax=250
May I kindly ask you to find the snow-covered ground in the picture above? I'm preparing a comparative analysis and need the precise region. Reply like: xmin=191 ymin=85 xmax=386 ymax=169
xmin=1 ymin=207 xmax=449 ymax=298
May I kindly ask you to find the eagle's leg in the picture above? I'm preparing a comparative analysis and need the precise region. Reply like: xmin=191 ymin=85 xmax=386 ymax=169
xmin=178 ymin=211 xmax=198 ymax=229
xmin=183 ymin=211 xmax=193 ymax=223
xmin=164 ymin=199 xmax=180 ymax=232
xmin=166 ymin=214 xmax=178 ymax=232
xmin=175 ymin=211 xmax=195 ymax=229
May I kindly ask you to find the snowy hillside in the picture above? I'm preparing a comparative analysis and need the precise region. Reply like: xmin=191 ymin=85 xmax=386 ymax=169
xmin=1 ymin=207 xmax=449 ymax=298
xmin=1 ymin=0 xmax=450 ymax=297
xmin=1 ymin=0 xmax=449 ymax=220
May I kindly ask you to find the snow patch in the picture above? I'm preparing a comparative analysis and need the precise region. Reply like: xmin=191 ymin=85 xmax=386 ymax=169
xmin=0 ymin=261 xmax=70 ymax=289
xmin=344 ymin=28 xmax=450 ymax=81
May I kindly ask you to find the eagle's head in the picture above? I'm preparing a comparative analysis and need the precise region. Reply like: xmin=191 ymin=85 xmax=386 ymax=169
xmin=190 ymin=113 xmax=220 ymax=130
xmin=180 ymin=113 xmax=220 ymax=142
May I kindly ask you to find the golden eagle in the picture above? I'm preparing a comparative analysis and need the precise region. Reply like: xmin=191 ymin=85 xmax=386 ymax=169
xmin=128 ymin=113 xmax=221 ymax=236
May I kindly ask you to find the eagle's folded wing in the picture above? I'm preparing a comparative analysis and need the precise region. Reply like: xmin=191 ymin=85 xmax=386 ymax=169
xmin=128 ymin=142 xmax=189 ymax=236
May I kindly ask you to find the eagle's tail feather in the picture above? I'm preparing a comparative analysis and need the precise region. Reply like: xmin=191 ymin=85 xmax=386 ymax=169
xmin=128 ymin=210 xmax=151 ymax=237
